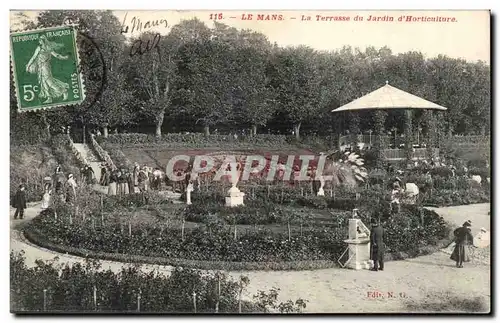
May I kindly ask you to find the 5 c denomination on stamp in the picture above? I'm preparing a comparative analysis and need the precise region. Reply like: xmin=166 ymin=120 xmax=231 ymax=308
xmin=10 ymin=25 xmax=85 ymax=112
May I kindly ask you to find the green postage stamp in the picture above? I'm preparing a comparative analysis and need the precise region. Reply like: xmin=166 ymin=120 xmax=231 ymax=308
xmin=10 ymin=25 xmax=85 ymax=112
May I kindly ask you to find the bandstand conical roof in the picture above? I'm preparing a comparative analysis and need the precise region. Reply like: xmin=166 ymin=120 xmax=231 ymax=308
xmin=332 ymin=82 xmax=447 ymax=112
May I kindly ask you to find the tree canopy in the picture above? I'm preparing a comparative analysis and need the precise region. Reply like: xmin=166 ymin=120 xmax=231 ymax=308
xmin=10 ymin=10 xmax=491 ymax=144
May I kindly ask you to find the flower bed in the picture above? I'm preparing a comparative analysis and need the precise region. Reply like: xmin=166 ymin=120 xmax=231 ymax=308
xmin=25 ymin=195 xmax=450 ymax=269
xmin=422 ymin=188 xmax=490 ymax=207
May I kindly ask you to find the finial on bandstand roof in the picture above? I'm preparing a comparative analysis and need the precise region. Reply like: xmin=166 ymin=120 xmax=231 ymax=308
xmin=385 ymin=80 xmax=389 ymax=85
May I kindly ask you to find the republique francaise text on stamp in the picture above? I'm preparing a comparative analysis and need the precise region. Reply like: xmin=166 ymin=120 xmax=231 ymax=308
xmin=10 ymin=25 xmax=85 ymax=112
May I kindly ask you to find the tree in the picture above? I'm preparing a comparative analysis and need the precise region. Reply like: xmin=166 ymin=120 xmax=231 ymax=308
xmin=268 ymin=46 xmax=321 ymax=140
xmin=232 ymin=41 xmax=276 ymax=135
xmin=126 ymin=32 xmax=177 ymax=138
xmin=174 ymin=38 xmax=238 ymax=135
xmin=31 ymin=10 xmax=130 ymax=138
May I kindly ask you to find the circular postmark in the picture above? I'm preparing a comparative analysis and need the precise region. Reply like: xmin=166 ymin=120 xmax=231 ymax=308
xmin=63 ymin=16 xmax=107 ymax=110
xmin=75 ymin=31 xmax=107 ymax=110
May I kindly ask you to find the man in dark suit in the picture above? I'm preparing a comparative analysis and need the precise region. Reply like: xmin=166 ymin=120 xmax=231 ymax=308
xmin=370 ymin=218 xmax=385 ymax=271
xmin=13 ymin=184 xmax=27 ymax=220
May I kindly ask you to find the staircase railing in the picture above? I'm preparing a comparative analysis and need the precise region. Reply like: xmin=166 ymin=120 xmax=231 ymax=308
xmin=89 ymin=134 xmax=116 ymax=171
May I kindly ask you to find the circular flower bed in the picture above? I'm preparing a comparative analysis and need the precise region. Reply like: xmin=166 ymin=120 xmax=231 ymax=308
xmin=24 ymin=191 xmax=451 ymax=270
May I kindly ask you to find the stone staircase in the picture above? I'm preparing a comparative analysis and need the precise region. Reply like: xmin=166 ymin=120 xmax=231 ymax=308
xmin=71 ymin=142 xmax=182 ymax=203
xmin=72 ymin=143 xmax=102 ymax=180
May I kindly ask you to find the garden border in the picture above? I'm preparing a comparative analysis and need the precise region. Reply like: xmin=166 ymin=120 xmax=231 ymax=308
xmin=23 ymin=224 xmax=337 ymax=271
xmin=23 ymin=220 xmax=452 ymax=271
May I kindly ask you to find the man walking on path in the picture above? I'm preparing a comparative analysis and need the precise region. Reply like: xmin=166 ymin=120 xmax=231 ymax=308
xmin=370 ymin=218 xmax=386 ymax=271
xmin=13 ymin=184 xmax=27 ymax=220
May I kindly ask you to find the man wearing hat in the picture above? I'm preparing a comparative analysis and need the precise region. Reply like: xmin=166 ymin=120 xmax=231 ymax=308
xmin=451 ymin=220 xmax=474 ymax=268
xmin=370 ymin=218 xmax=386 ymax=271
xmin=13 ymin=184 xmax=27 ymax=220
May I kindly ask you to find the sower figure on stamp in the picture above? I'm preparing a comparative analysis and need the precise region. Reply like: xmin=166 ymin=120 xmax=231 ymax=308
xmin=25 ymin=35 xmax=69 ymax=104
xmin=13 ymin=184 xmax=27 ymax=220
xmin=370 ymin=218 xmax=385 ymax=271
xmin=451 ymin=220 xmax=474 ymax=268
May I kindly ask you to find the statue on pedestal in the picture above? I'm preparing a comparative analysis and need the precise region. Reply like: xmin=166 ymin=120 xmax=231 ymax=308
xmin=225 ymin=163 xmax=245 ymax=207
xmin=317 ymin=176 xmax=325 ymax=196
xmin=186 ymin=182 xmax=194 ymax=205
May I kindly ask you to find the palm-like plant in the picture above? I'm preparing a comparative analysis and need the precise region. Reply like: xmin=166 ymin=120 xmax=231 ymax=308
xmin=323 ymin=152 xmax=368 ymax=188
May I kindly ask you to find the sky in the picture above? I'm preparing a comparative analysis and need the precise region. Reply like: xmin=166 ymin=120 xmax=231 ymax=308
xmin=10 ymin=10 xmax=490 ymax=64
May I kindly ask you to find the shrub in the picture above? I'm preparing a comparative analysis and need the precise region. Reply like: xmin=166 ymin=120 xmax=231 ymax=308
xmin=10 ymin=251 xmax=246 ymax=313
xmin=101 ymin=133 xmax=294 ymax=149
xmin=10 ymin=145 xmax=58 ymax=203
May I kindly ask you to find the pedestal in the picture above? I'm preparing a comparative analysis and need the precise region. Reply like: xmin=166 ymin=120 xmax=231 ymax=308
xmin=342 ymin=218 xmax=373 ymax=270
xmin=186 ymin=183 xmax=193 ymax=205
xmin=343 ymin=238 xmax=373 ymax=270
xmin=225 ymin=185 xmax=245 ymax=207
xmin=317 ymin=176 xmax=325 ymax=196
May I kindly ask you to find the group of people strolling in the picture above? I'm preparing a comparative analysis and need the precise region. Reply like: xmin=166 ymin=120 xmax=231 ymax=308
xmin=99 ymin=162 xmax=167 ymax=196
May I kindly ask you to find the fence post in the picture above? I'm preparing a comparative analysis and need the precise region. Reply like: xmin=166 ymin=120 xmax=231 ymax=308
xmin=93 ymin=285 xmax=97 ymax=311
xmin=137 ymin=289 xmax=141 ymax=312
xmin=43 ymin=289 xmax=47 ymax=311
xmin=54 ymin=211 xmax=57 ymax=221
xmin=181 ymin=219 xmax=185 ymax=241
xmin=287 ymin=221 xmax=291 ymax=241
xmin=192 ymin=291 xmax=197 ymax=314
xmin=233 ymin=224 xmax=237 ymax=241
xmin=215 ymin=274 xmax=220 ymax=313
xmin=128 ymin=221 xmax=132 ymax=236
xmin=69 ymin=211 xmax=73 ymax=225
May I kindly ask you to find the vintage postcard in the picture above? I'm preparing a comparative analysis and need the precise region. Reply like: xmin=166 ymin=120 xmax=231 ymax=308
xmin=9 ymin=9 xmax=490 ymax=314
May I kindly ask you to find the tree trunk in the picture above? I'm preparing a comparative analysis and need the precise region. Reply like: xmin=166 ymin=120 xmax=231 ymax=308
xmin=252 ymin=124 xmax=257 ymax=136
xmin=45 ymin=123 xmax=50 ymax=139
xmin=373 ymin=110 xmax=387 ymax=166
xmin=41 ymin=113 xmax=51 ymax=139
xmin=294 ymin=123 xmax=301 ymax=140
xmin=204 ymin=125 xmax=210 ymax=136
xmin=404 ymin=109 xmax=413 ymax=163
xmin=103 ymin=126 xmax=109 ymax=138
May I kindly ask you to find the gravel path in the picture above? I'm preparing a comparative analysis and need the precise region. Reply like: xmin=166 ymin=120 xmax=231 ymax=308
xmin=10 ymin=203 xmax=490 ymax=313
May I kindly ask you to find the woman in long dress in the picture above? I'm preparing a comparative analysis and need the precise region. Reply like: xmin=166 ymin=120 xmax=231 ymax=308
xmin=451 ymin=220 xmax=474 ymax=268
xmin=65 ymin=174 xmax=78 ymax=205
xmin=107 ymin=171 xmax=118 ymax=196
xmin=25 ymin=35 xmax=70 ymax=104
xmin=122 ymin=170 xmax=130 ymax=195
xmin=41 ymin=183 xmax=52 ymax=210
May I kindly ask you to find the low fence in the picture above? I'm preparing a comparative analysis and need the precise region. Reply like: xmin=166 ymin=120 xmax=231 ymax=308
xmin=382 ymin=148 xmax=439 ymax=160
